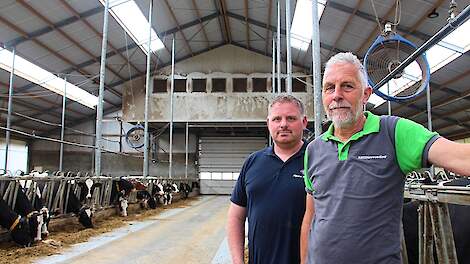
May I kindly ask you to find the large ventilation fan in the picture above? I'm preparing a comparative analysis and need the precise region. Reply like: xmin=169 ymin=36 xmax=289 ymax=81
xmin=364 ymin=29 xmax=431 ymax=102
xmin=125 ymin=124 xmax=145 ymax=149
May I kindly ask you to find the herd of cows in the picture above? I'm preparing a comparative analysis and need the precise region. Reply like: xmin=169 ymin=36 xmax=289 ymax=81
xmin=0 ymin=172 xmax=197 ymax=248
xmin=1 ymin=170 xmax=470 ymax=264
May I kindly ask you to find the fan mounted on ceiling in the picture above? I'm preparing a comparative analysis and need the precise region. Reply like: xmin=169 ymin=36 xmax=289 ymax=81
xmin=125 ymin=124 xmax=145 ymax=149
xmin=364 ymin=24 xmax=431 ymax=102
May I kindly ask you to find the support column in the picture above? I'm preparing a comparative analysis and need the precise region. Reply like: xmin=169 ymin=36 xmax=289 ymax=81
xmin=143 ymin=0 xmax=153 ymax=177
xmin=4 ymin=48 xmax=15 ymax=172
xmin=311 ymin=0 xmax=322 ymax=137
xmin=169 ymin=36 xmax=175 ymax=179
xmin=59 ymin=77 xmax=67 ymax=171
xmin=285 ymin=0 xmax=292 ymax=94
xmin=94 ymin=0 xmax=110 ymax=177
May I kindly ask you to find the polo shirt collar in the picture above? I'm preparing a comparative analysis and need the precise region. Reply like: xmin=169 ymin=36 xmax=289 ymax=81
xmin=321 ymin=111 xmax=380 ymax=142
xmin=266 ymin=141 xmax=307 ymax=159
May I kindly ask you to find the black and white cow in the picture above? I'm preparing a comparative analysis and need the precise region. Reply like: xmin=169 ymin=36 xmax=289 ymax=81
xmin=65 ymin=184 xmax=94 ymax=228
xmin=111 ymin=178 xmax=135 ymax=216
xmin=162 ymin=182 xmax=179 ymax=205
xmin=179 ymin=182 xmax=191 ymax=199
xmin=0 ymin=197 xmax=33 ymax=247
xmin=13 ymin=186 xmax=45 ymax=242
xmin=19 ymin=177 xmax=51 ymax=239
xmin=151 ymin=181 xmax=165 ymax=205
xmin=46 ymin=181 xmax=94 ymax=228
xmin=136 ymin=190 xmax=157 ymax=209
xmin=403 ymin=201 xmax=470 ymax=264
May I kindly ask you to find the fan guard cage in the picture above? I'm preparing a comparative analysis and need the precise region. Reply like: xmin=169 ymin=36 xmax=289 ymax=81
xmin=125 ymin=125 xmax=145 ymax=149
xmin=364 ymin=33 xmax=430 ymax=102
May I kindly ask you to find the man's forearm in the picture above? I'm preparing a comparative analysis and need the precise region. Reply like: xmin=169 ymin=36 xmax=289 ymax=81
xmin=300 ymin=216 xmax=311 ymax=264
xmin=227 ymin=219 xmax=245 ymax=264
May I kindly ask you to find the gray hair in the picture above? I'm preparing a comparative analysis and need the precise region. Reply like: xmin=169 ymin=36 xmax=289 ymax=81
xmin=323 ymin=52 xmax=368 ymax=88
xmin=268 ymin=95 xmax=305 ymax=116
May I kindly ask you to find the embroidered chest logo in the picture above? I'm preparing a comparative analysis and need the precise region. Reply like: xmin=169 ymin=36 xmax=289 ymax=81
xmin=357 ymin=155 xmax=387 ymax=160
xmin=292 ymin=169 xmax=304 ymax=178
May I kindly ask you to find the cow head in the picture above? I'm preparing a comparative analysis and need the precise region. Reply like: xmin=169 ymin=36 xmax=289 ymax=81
xmin=147 ymin=197 xmax=157 ymax=209
xmin=10 ymin=216 xmax=33 ymax=247
xmin=118 ymin=197 xmax=128 ymax=217
xmin=156 ymin=183 xmax=164 ymax=196
xmin=78 ymin=205 xmax=93 ymax=228
xmin=39 ymin=206 xmax=50 ymax=238
xmin=26 ymin=211 xmax=44 ymax=242
xmin=171 ymin=183 xmax=179 ymax=193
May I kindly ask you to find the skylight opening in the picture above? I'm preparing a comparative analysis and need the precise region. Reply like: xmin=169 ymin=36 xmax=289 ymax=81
xmin=291 ymin=0 xmax=327 ymax=51
xmin=101 ymin=0 xmax=165 ymax=54
xmin=0 ymin=49 xmax=98 ymax=109
xmin=441 ymin=19 xmax=470 ymax=53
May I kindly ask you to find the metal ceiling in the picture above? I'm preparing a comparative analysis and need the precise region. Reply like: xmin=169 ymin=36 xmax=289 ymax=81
xmin=0 ymin=0 xmax=469 ymax=141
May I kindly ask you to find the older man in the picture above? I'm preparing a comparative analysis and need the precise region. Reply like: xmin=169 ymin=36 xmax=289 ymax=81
xmin=228 ymin=95 xmax=308 ymax=264
xmin=301 ymin=52 xmax=470 ymax=264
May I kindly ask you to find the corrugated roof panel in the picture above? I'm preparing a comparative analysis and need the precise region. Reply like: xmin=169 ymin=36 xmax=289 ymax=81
xmin=0 ymin=2 xmax=46 ymax=37
xmin=64 ymin=0 xmax=102 ymax=15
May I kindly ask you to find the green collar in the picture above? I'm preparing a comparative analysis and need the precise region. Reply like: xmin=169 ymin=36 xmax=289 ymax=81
xmin=322 ymin=111 xmax=380 ymax=143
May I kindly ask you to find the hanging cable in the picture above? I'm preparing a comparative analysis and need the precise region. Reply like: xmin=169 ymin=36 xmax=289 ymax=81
xmin=0 ymin=126 xmax=143 ymax=158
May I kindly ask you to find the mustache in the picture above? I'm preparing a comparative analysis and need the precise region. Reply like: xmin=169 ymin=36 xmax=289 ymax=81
xmin=328 ymin=101 xmax=352 ymax=110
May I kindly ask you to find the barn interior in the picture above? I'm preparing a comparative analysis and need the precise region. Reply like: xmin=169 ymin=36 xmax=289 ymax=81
xmin=0 ymin=0 xmax=469 ymax=263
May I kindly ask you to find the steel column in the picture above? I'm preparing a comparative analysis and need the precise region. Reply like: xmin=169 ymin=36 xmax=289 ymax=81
xmin=311 ymin=0 xmax=322 ymax=137
xmin=276 ymin=0 xmax=281 ymax=94
xmin=169 ymin=36 xmax=175 ymax=179
xmin=4 ymin=48 xmax=15 ymax=171
xmin=185 ymin=122 xmax=188 ymax=179
xmin=59 ymin=77 xmax=67 ymax=171
xmin=285 ymin=0 xmax=292 ymax=94
xmin=94 ymin=0 xmax=110 ymax=177
xmin=272 ymin=32 xmax=276 ymax=93
xmin=426 ymin=84 xmax=432 ymax=131
xmin=143 ymin=0 xmax=153 ymax=178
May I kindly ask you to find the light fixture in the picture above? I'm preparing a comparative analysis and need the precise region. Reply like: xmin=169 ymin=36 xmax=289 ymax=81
xmin=428 ymin=8 xmax=439 ymax=19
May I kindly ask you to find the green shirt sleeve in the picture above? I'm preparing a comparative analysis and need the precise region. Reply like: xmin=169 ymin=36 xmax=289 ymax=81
xmin=304 ymin=149 xmax=314 ymax=193
xmin=395 ymin=118 xmax=439 ymax=174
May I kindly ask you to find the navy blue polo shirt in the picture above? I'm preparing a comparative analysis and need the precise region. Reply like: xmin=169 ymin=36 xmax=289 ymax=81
xmin=231 ymin=142 xmax=307 ymax=264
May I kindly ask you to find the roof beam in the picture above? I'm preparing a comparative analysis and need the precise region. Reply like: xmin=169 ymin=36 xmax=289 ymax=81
xmin=327 ymin=1 xmax=432 ymax=41
xmin=0 ymin=15 xmax=123 ymax=103
xmin=231 ymin=42 xmax=309 ymax=71
xmin=395 ymin=101 xmax=470 ymax=130
xmin=190 ymin=0 xmax=211 ymax=50
xmin=215 ymin=0 xmax=232 ymax=43
xmin=435 ymin=115 xmax=470 ymax=131
xmin=446 ymin=129 xmax=470 ymax=141
xmin=408 ymin=88 xmax=470 ymax=120
xmin=264 ymin=0 xmax=273 ymax=55
xmin=327 ymin=0 xmax=364 ymax=58
xmin=355 ymin=1 xmax=399 ymax=54
xmin=213 ymin=0 xmax=228 ymax=42
xmin=162 ymin=0 xmax=194 ymax=56
xmin=402 ymin=0 xmax=447 ymax=39
xmin=4 ymin=6 xmax=104 ymax=47
xmin=16 ymin=0 xmax=128 ymax=86
xmin=226 ymin=11 xmax=343 ymax=55
xmin=0 ymin=81 xmax=85 ymax=118
xmin=58 ymin=0 xmax=142 ymax=75
xmin=393 ymin=69 xmax=470 ymax=112
xmin=244 ymin=0 xmax=250 ymax=49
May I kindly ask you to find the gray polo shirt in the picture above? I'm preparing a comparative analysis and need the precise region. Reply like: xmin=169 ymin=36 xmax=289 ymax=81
xmin=304 ymin=112 xmax=439 ymax=264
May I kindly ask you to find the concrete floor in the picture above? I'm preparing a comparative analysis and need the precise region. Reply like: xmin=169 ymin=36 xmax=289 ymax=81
xmin=35 ymin=195 xmax=231 ymax=264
